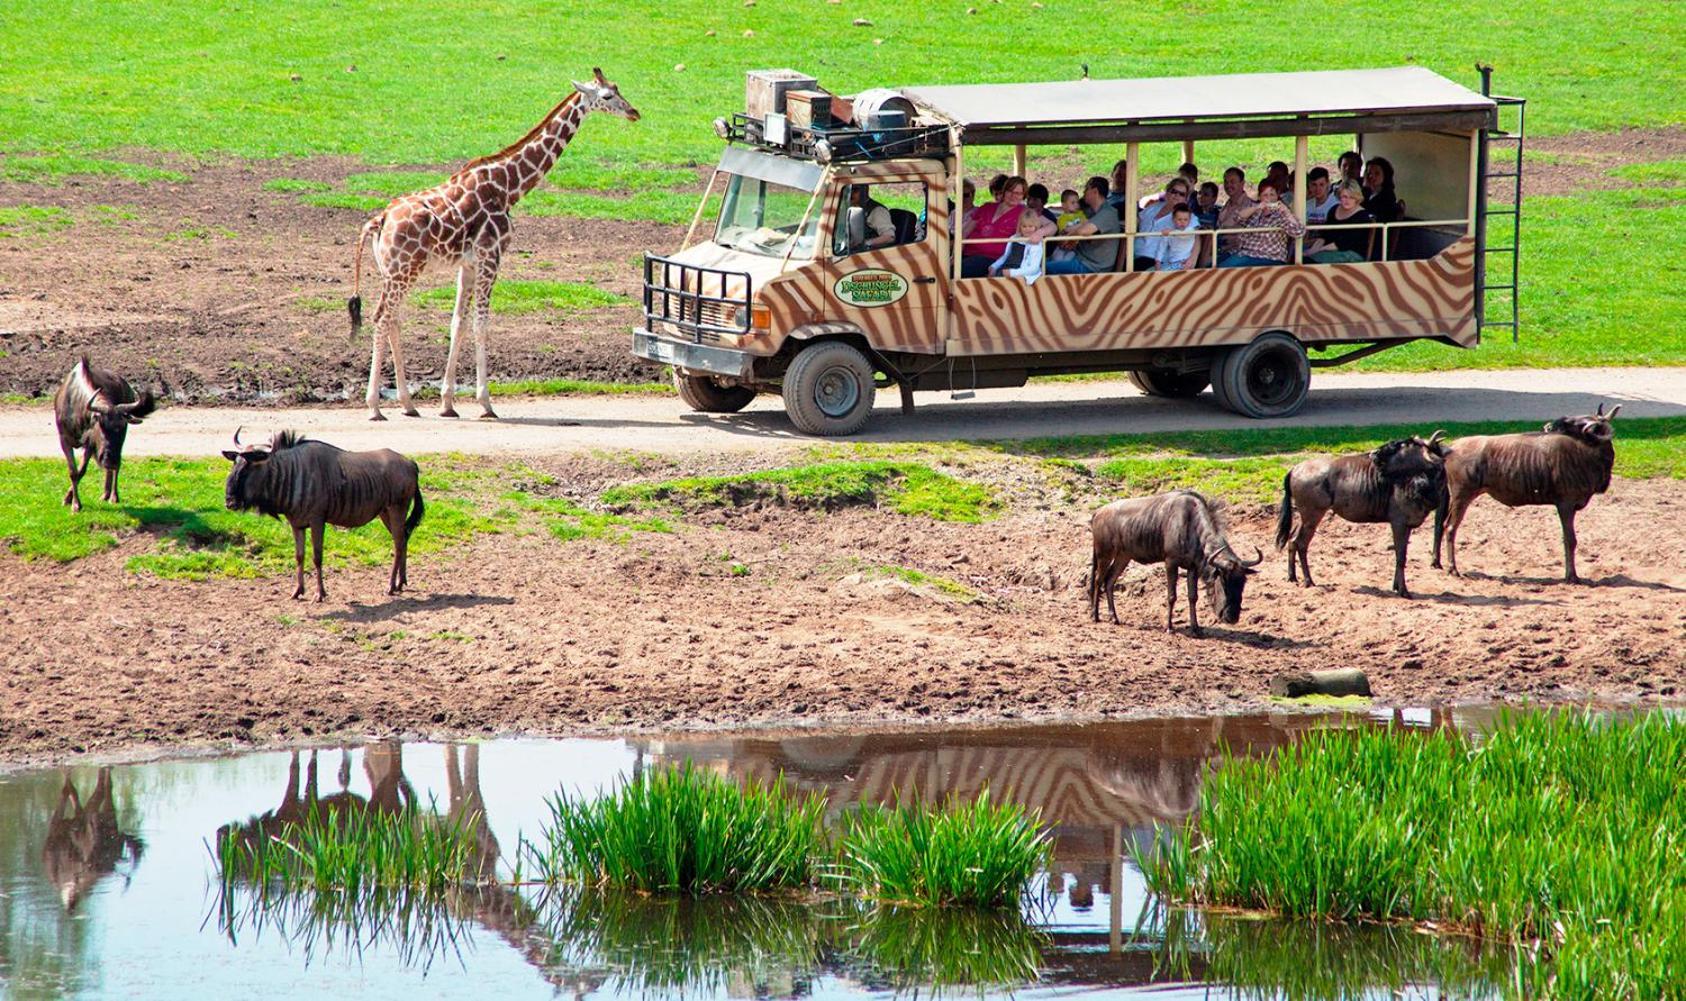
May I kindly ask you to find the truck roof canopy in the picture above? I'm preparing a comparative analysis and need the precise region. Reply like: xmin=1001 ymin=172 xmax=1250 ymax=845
xmin=902 ymin=66 xmax=1496 ymax=146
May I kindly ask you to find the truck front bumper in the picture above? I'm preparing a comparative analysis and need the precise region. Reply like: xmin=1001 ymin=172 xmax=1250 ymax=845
xmin=632 ymin=328 xmax=755 ymax=379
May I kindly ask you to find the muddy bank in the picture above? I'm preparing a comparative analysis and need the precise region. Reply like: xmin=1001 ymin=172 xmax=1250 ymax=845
xmin=1 ymin=474 xmax=1680 ymax=765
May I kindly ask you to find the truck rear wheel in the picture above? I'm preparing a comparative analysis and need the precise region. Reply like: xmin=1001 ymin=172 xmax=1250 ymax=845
xmin=1213 ymin=332 xmax=1310 ymax=418
xmin=1127 ymin=368 xmax=1211 ymax=398
xmin=674 ymin=371 xmax=756 ymax=413
xmin=782 ymin=341 xmax=877 ymax=436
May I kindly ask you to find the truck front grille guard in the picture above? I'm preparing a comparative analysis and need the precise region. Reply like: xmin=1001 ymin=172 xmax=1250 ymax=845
xmin=643 ymin=255 xmax=753 ymax=343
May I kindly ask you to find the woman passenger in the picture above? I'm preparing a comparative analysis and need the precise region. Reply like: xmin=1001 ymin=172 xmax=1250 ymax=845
xmin=1362 ymin=156 xmax=1400 ymax=223
xmin=962 ymin=175 xmax=1051 ymax=277
xmin=1217 ymin=178 xmax=1303 ymax=267
xmin=1305 ymin=180 xmax=1374 ymax=263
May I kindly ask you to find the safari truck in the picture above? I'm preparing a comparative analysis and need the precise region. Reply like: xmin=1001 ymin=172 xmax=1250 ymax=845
xmin=634 ymin=66 xmax=1525 ymax=435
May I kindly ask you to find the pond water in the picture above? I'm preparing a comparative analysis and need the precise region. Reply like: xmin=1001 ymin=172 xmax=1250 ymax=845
xmin=0 ymin=709 xmax=1516 ymax=999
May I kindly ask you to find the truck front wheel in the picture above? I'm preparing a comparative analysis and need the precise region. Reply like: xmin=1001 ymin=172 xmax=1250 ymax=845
xmin=782 ymin=341 xmax=877 ymax=436
xmin=674 ymin=371 xmax=756 ymax=413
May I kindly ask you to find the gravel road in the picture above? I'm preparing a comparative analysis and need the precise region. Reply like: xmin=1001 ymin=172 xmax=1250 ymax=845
xmin=3 ymin=367 xmax=1681 ymax=458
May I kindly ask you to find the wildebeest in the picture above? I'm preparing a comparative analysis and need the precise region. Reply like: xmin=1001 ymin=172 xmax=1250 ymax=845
xmin=1275 ymin=432 xmax=1448 ymax=598
xmin=222 ymin=429 xmax=424 ymax=601
xmin=52 ymin=356 xmax=157 ymax=512
xmin=1089 ymin=490 xmax=1263 ymax=636
xmin=1432 ymin=405 xmax=1621 ymax=584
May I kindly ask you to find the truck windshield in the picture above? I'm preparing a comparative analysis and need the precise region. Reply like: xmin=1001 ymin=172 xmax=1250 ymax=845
xmin=713 ymin=173 xmax=820 ymax=260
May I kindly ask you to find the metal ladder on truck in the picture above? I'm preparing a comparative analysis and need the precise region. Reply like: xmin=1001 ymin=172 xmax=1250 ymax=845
xmin=1476 ymin=64 xmax=1526 ymax=342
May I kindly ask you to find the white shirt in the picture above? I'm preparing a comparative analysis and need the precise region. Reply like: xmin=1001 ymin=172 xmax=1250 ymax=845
xmin=1303 ymin=192 xmax=1339 ymax=224
xmin=1136 ymin=201 xmax=1181 ymax=261
xmin=1154 ymin=218 xmax=1201 ymax=270
xmin=988 ymin=238 xmax=1046 ymax=285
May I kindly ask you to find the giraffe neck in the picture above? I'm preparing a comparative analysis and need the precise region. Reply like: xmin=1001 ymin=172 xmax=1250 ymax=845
xmin=502 ymin=94 xmax=587 ymax=203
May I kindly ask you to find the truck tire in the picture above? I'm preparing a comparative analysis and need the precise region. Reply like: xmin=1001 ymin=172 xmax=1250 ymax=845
xmin=1127 ymin=368 xmax=1211 ymax=398
xmin=674 ymin=371 xmax=756 ymax=413
xmin=782 ymin=341 xmax=877 ymax=436
xmin=1213 ymin=332 xmax=1309 ymax=419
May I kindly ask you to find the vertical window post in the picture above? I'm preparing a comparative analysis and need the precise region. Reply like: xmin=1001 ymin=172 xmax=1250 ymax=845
xmin=1293 ymin=134 xmax=1308 ymax=264
xmin=951 ymin=130 xmax=965 ymax=283
xmin=1124 ymin=141 xmax=1139 ymax=272
xmin=1012 ymin=143 xmax=1026 ymax=178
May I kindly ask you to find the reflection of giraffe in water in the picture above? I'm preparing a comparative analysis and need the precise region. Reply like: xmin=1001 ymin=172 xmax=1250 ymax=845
xmin=42 ymin=767 xmax=144 ymax=913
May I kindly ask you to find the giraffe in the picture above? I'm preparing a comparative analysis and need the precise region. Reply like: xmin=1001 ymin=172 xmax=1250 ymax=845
xmin=349 ymin=68 xmax=639 ymax=420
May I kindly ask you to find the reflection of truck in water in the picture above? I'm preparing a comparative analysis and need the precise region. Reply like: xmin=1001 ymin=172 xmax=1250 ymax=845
xmin=634 ymin=67 xmax=1524 ymax=435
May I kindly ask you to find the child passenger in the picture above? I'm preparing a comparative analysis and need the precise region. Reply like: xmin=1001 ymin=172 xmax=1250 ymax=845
xmin=987 ymin=207 xmax=1047 ymax=285
xmin=1153 ymin=204 xmax=1201 ymax=271
xmin=1194 ymin=182 xmax=1220 ymax=230
xmin=1051 ymin=189 xmax=1085 ymax=264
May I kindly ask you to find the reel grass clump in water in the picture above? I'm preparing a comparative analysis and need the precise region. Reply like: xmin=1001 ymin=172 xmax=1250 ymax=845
xmin=215 ymin=801 xmax=485 ymax=895
xmin=528 ymin=762 xmax=826 ymax=893
xmin=834 ymin=789 xmax=1051 ymax=908
xmin=1138 ymin=710 xmax=1686 ymax=998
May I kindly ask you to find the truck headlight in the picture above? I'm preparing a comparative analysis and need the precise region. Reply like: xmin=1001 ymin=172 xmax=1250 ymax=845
xmin=733 ymin=305 xmax=771 ymax=330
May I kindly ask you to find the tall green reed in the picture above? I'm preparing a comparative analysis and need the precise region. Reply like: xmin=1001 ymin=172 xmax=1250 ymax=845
xmin=833 ymin=789 xmax=1052 ymax=908
xmin=525 ymin=762 xmax=827 ymax=893
xmin=1138 ymin=710 xmax=1686 ymax=998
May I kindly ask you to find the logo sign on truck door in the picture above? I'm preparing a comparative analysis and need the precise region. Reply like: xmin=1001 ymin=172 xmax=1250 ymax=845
xmin=833 ymin=269 xmax=908 ymax=308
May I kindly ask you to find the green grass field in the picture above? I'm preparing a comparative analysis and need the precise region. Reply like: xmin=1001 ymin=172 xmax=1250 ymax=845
xmin=0 ymin=1 xmax=1680 ymax=372
xmin=1 ymin=1 xmax=1676 ymax=165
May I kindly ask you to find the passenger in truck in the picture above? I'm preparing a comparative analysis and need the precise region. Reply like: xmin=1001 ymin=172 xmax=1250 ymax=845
xmin=1136 ymin=178 xmax=1192 ymax=271
xmin=1218 ymin=178 xmax=1304 ymax=267
xmin=1045 ymin=177 xmax=1121 ymax=276
xmin=1305 ymin=179 xmax=1375 ymax=263
xmin=1215 ymin=167 xmax=1255 ymax=256
xmin=1303 ymin=167 xmax=1339 ymax=223
xmin=962 ymin=175 xmax=1053 ymax=278
xmin=1362 ymin=156 xmax=1401 ymax=223
xmin=1026 ymin=183 xmax=1058 ymax=223
xmin=846 ymin=184 xmax=897 ymax=252
xmin=987 ymin=207 xmax=1048 ymax=285
xmin=1338 ymin=150 xmax=1364 ymax=187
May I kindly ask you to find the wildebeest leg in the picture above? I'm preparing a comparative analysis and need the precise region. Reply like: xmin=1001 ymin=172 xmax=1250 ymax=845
xmin=1088 ymin=549 xmax=1105 ymax=622
xmin=1164 ymin=563 xmax=1179 ymax=632
xmin=1186 ymin=568 xmax=1203 ymax=637
xmin=311 ymin=522 xmax=327 ymax=602
xmin=440 ymin=263 xmax=473 ymax=418
xmin=291 ymin=526 xmax=307 ymax=600
xmin=62 ymin=441 xmax=90 ymax=512
xmin=1558 ymin=502 xmax=1581 ymax=584
xmin=1442 ymin=489 xmax=1477 ymax=576
xmin=1430 ymin=486 xmax=1450 ymax=568
xmin=383 ymin=505 xmax=406 ymax=595
xmin=1294 ymin=507 xmax=1324 ymax=587
xmin=1105 ymin=557 xmax=1126 ymax=625
xmin=103 ymin=463 xmax=119 ymax=504
xmin=1391 ymin=520 xmax=1412 ymax=597
xmin=471 ymin=254 xmax=501 ymax=419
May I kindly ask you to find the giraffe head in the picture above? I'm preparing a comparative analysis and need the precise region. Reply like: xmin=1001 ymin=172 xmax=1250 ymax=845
xmin=573 ymin=67 xmax=640 ymax=122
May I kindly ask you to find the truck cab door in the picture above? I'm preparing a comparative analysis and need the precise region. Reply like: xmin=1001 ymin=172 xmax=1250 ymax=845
xmin=823 ymin=178 xmax=947 ymax=356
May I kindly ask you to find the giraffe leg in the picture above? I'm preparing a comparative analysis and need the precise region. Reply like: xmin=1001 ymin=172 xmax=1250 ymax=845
xmin=471 ymin=256 xmax=500 ymax=419
xmin=365 ymin=285 xmax=394 ymax=421
xmin=440 ymin=264 xmax=473 ymax=418
xmin=386 ymin=315 xmax=419 ymax=418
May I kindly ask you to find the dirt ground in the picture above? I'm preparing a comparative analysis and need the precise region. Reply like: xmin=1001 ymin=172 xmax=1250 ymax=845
xmin=1 ymin=126 xmax=1680 ymax=405
xmin=0 ymin=154 xmax=674 ymax=403
xmin=2 ymin=469 xmax=1680 ymax=765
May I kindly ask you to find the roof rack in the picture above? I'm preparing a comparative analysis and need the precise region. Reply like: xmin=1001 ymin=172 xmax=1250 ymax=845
xmin=724 ymin=113 xmax=950 ymax=164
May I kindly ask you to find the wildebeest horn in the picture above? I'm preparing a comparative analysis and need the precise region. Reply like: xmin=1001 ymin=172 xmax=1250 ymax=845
xmin=233 ymin=425 xmax=245 ymax=447
xmin=1239 ymin=545 xmax=1264 ymax=567
xmin=1427 ymin=429 xmax=1446 ymax=445
xmin=1603 ymin=403 xmax=1622 ymax=420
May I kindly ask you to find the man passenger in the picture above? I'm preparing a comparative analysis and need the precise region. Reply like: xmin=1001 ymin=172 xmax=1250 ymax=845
xmin=1046 ymin=176 xmax=1121 ymax=275
xmin=1215 ymin=167 xmax=1254 ymax=257
xmin=847 ymin=184 xmax=896 ymax=252
xmin=1302 ymin=167 xmax=1338 ymax=224
xmin=1337 ymin=150 xmax=1363 ymax=187
xmin=1218 ymin=178 xmax=1304 ymax=267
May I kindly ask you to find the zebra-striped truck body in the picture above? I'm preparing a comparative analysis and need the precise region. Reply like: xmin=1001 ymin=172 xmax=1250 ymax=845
xmin=638 ymin=66 xmax=1515 ymax=436
xmin=222 ymin=431 xmax=424 ymax=601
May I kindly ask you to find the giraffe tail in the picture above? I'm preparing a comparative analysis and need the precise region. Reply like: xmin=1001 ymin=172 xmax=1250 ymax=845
xmin=348 ymin=213 xmax=383 ymax=339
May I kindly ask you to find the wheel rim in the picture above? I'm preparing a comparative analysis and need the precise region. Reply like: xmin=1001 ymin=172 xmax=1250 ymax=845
xmin=1244 ymin=346 xmax=1304 ymax=408
xmin=813 ymin=364 xmax=861 ymax=417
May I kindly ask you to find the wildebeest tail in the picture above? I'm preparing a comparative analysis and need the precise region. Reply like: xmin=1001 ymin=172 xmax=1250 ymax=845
xmin=349 ymin=213 xmax=383 ymax=338
xmin=404 ymin=488 xmax=425 ymax=541
xmin=1274 ymin=471 xmax=1294 ymax=550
